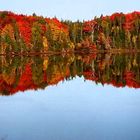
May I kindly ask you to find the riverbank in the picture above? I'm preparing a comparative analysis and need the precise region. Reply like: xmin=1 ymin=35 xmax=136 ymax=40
xmin=0 ymin=49 xmax=139 ymax=57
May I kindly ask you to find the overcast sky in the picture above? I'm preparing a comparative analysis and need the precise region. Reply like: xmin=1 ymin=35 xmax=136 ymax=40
xmin=0 ymin=0 xmax=140 ymax=21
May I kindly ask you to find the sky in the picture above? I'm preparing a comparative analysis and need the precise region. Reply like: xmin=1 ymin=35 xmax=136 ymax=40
xmin=0 ymin=0 xmax=140 ymax=21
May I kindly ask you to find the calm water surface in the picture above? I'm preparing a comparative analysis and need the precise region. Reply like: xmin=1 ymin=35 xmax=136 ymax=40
xmin=0 ymin=53 xmax=140 ymax=140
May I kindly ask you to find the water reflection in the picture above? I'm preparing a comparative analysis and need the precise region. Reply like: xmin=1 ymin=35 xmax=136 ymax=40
xmin=0 ymin=53 xmax=140 ymax=95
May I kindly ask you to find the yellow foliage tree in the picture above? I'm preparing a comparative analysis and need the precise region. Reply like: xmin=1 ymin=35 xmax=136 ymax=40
xmin=1 ymin=24 xmax=15 ymax=54
xmin=43 ymin=36 xmax=48 ymax=52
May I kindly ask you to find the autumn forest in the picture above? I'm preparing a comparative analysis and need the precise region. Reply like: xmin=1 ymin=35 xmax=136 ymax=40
xmin=0 ymin=11 xmax=140 ymax=55
xmin=0 ymin=11 xmax=140 ymax=95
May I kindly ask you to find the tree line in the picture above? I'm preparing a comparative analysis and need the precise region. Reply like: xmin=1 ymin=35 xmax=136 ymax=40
xmin=0 ymin=11 xmax=140 ymax=54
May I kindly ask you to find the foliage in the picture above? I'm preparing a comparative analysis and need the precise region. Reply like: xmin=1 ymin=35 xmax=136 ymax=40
xmin=0 ymin=11 xmax=140 ymax=54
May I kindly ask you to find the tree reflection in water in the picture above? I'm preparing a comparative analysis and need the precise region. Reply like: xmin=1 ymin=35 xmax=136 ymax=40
xmin=0 ymin=52 xmax=140 ymax=95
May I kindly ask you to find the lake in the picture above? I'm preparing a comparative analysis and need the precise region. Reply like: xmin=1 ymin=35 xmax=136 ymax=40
xmin=0 ymin=53 xmax=140 ymax=140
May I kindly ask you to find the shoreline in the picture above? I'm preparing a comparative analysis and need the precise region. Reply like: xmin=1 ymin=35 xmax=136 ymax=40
xmin=0 ymin=49 xmax=140 ymax=56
